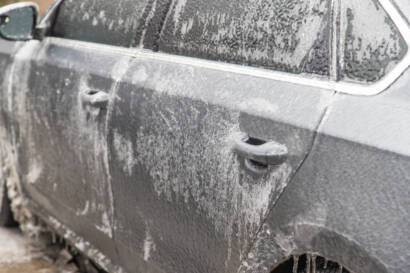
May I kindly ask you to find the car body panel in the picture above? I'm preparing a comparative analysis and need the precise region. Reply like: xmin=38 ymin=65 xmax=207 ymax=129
xmin=0 ymin=34 xmax=333 ymax=272
xmin=241 ymin=68 xmax=410 ymax=273
xmin=0 ymin=39 xmax=19 ymax=151
xmin=105 ymin=40 xmax=334 ymax=272
xmin=0 ymin=0 xmax=409 ymax=272
xmin=1 ymin=38 xmax=121 ymax=265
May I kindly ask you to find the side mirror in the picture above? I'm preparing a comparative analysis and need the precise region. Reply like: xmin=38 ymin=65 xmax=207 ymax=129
xmin=0 ymin=2 xmax=38 ymax=41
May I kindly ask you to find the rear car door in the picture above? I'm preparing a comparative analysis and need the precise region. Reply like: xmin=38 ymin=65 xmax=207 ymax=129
xmin=108 ymin=0 xmax=335 ymax=272
xmin=5 ymin=0 xmax=165 ymax=270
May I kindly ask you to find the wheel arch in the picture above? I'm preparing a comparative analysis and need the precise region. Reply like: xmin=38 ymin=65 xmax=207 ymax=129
xmin=239 ymin=130 xmax=410 ymax=273
xmin=240 ymin=223 xmax=388 ymax=273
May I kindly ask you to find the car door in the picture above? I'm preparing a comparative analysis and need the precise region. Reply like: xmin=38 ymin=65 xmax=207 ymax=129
xmin=5 ymin=0 xmax=165 ymax=270
xmin=0 ymin=39 xmax=21 ymax=174
xmin=108 ymin=0 xmax=336 ymax=272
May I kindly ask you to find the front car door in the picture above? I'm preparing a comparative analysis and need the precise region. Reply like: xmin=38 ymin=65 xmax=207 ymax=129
xmin=1 ymin=0 xmax=167 ymax=271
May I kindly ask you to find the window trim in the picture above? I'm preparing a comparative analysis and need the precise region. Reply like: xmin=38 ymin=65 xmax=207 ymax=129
xmin=43 ymin=0 xmax=409 ymax=96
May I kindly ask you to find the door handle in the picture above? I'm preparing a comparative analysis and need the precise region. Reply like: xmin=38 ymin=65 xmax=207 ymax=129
xmin=233 ymin=132 xmax=288 ymax=166
xmin=80 ymin=90 xmax=110 ymax=109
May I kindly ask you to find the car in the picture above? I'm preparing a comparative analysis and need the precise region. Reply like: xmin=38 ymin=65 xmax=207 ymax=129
xmin=0 ymin=0 xmax=409 ymax=272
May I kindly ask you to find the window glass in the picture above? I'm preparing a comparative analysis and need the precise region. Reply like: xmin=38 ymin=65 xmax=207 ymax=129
xmin=159 ymin=0 xmax=332 ymax=76
xmin=52 ymin=0 xmax=154 ymax=47
xmin=340 ymin=0 xmax=408 ymax=83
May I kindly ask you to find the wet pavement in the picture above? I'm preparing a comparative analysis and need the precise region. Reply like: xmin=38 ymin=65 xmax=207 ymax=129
xmin=0 ymin=227 xmax=57 ymax=273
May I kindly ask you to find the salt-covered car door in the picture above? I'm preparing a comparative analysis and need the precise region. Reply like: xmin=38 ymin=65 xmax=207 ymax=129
xmin=108 ymin=0 xmax=336 ymax=272
xmin=4 ymin=0 xmax=162 ymax=270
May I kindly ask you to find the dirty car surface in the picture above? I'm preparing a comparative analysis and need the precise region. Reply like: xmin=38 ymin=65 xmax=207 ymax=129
xmin=0 ymin=0 xmax=409 ymax=273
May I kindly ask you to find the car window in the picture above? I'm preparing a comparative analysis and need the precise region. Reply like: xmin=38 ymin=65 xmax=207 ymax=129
xmin=340 ymin=0 xmax=408 ymax=83
xmin=51 ymin=0 xmax=157 ymax=48
xmin=159 ymin=0 xmax=332 ymax=76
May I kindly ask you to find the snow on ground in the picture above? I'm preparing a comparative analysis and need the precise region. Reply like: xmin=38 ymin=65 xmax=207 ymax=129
xmin=0 ymin=227 xmax=56 ymax=273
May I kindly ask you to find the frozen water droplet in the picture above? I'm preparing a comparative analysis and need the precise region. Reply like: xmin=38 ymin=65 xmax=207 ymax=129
xmin=292 ymin=255 xmax=299 ymax=273
xmin=312 ymin=254 xmax=317 ymax=273
xmin=306 ymin=254 xmax=311 ymax=273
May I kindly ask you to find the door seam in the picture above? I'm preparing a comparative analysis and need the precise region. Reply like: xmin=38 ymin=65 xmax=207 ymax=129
xmin=240 ymin=90 xmax=337 ymax=267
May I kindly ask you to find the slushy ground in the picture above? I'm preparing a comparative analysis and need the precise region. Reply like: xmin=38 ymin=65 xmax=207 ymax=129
xmin=0 ymin=227 xmax=56 ymax=273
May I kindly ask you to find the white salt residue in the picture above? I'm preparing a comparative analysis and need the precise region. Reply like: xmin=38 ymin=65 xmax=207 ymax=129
xmin=48 ymin=216 xmax=62 ymax=229
xmin=339 ymin=0 xmax=405 ymax=83
xmin=143 ymin=225 xmax=156 ymax=261
xmin=92 ymin=17 xmax=98 ymax=26
xmin=7 ymin=41 xmax=36 ymax=117
xmin=118 ymin=18 xmax=124 ymax=26
xmin=48 ymin=216 xmax=125 ymax=273
xmin=98 ymin=10 xmax=106 ymax=23
xmin=139 ymin=0 xmax=158 ymax=48
xmin=0 ymin=227 xmax=33 ymax=265
xmin=69 ymin=57 xmax=130 ymax=241
xmin=95 ymin=212 xmax=112 ymax=238
xmin=112 ymin=91 xmax=292 ymax=260
xmin=171 ymin=0 xmax=328 ymax=69
xmin=75 ymin=240 xmax=86 ymax=252
xmin=113 ymin=130 xmax=135 ymax=175
xmin=104 ymin=56 xmax=132 ymax=236
xmin=274 ymin=231 xmax=297 ymax=256
xmin=75 ymin=0 xmax=141 ymax=36
xmin=131 ymin=66 xmax=149 ymax=84
xmin=99 ymin=10 xmax=105 ymax=18
xmin=239 ymin=98 xmax=279 ymax=117
xmin=76 ymin=201 xmax=90 ymax=216
xmin=82 ymin=12 xmax=90 ymax=21
xmin=10 ymin=41 xmax=44 ymax=188
xmin=64 ymin=78 xmax=71 ymax=86
xmin=172 ymin=0 xmax=188 ymax=32
xmin=26 ymin=159 xmax=43 ymax=184
xmin=111 ymin=56 xmax=130 ymax=82
xmin=180 ymin=17 xmax=194 ymax=37
xmin=292 ymin=202 xmax=328 ymax=233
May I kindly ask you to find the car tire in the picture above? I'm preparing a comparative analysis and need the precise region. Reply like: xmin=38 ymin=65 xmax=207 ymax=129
xmin=0 ymin=179 xmax=17 ymax=227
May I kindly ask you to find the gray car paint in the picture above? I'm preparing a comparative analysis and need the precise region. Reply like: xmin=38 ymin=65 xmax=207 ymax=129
xmin=0 ymin=0 xmax=409 ymax=272
xmin=107 ymin=46 xmax=334 ymax=272
xmin=0 ymin=35 xmax=332 ymax=272
xmin=1 ymin=35 xmax=334 ymax=272
xmin=240 ymin=67 xmax=410 ymax=273
xmin=1 ymin=38 xmax=121 ymax=265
